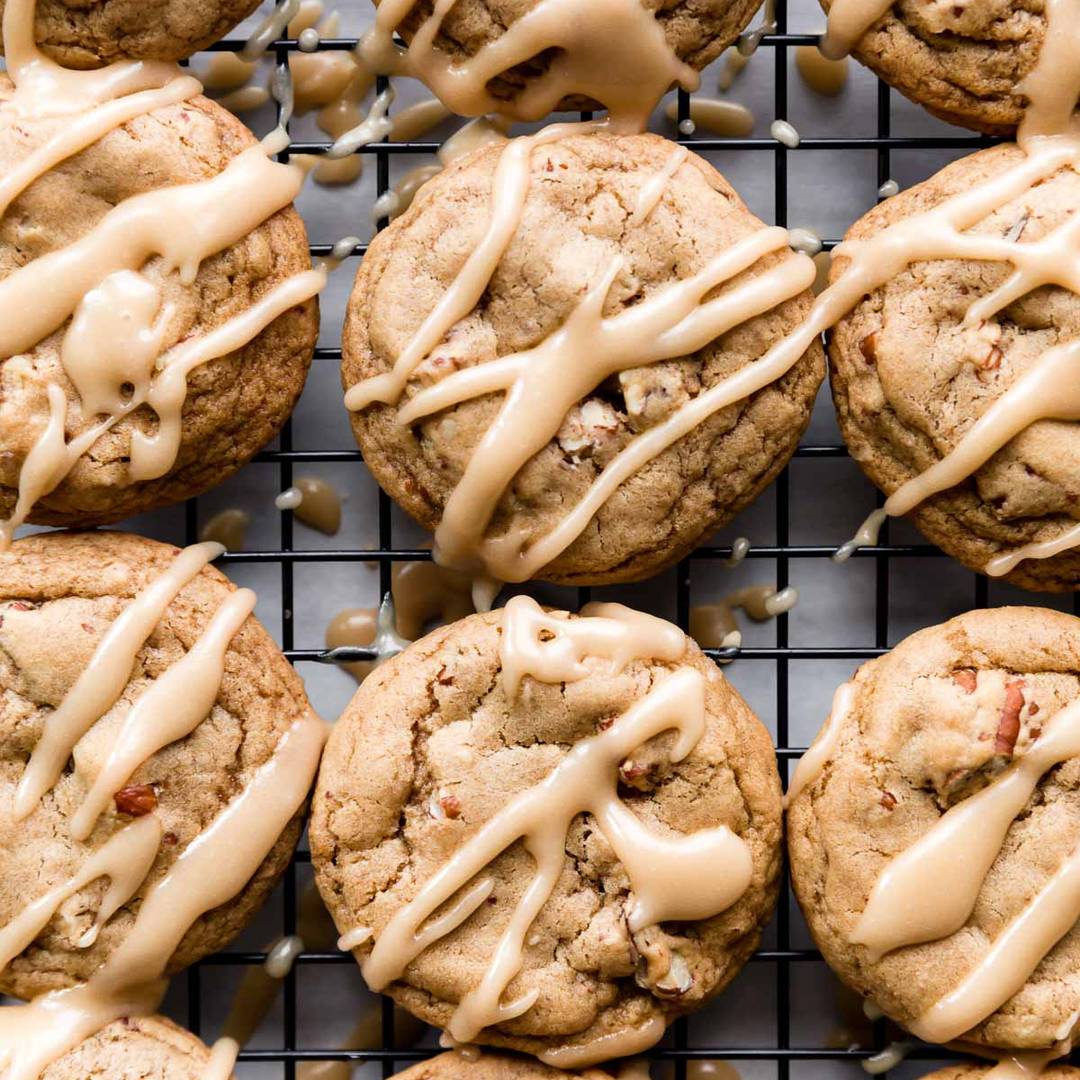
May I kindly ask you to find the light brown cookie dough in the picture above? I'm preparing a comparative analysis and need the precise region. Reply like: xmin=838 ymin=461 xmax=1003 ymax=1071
xmin=41 ymin=1015 xmax=234 ymax=1080
xmin=919 ymin=1068 xmax=1080 ymax=1080
xmin=788 ymin=607 xmax=1080 ymax=1051
xmin=343 ymin=131 xmax=823 ymax=586
xmin=311 ymin=605 xmax=782 ymax=1064
xmin=392 ymin=1050 xmax=596 ymax=1078
xmin=0 ymin=530 xmax=314 ymax=1000
xmin=0 ymin=0 xmax=261 ymax=68
xmin=384 ymin=0 xmax=762 ymax=114
xmin=818 ymin=0 xmax=1049 ymax=134
xmin=828 ymin=144 xmax=1080 ymax=592
xmin=0 ymin=84 xmax=318 ymax=530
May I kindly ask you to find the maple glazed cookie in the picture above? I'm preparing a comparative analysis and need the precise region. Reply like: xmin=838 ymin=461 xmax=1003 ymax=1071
xmin=38 ymin=1015 xmax=235 ymax=1080
xmin=392 ymin=1050 xmax=597 ymax=1078
xmin=312 ymin=597 xmax=782 ymax=1067
xmin=919 ymin=1069 xmax=1080 ymax=1080
xmin=374 ymin=0 xmax=763 ymax=120
xmin=0 ymin=530 xmax=318 ymax=1000
xmin=0 ymin=79 xmax=318 ymax=537
xmin=787 ymin=606 xmax=1080 ymax=1051
xmin=0 ymin=0 xmax=262 ymax=67
xmin=828 ymin=144 xmax=1080 ymax=591
xmin=342 ymin=131 xmax=824 ymax=587
xmin=817 ymin=0 xmax=1052 ymax=134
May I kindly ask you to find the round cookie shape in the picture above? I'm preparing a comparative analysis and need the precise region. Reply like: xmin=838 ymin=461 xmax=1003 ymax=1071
xmin=918 ymin=1069 xmax=1080 ymax=1080
xmin=382 ymin=0 xmax=762 ymax=117
xmin=392 ymin=1050 xmax=595 ymax=1078
xmin=0 ymin=0 xmax=261 ymax=68
xmin=41 ymin=1015 xmax=234 ymax=1080
xmin=343 ymin=131 xmax=823 ymax=586
xmin=0 ymin=83 xmax=318 ymax=531
xmin=787 ymin=606 xmax=1080 ymax=1051
xmin=312 ymin=600 xmax=783 ymax=1065
xmin=0 ymin=530 xmax=314 ymax=1000
xmin=818 ymin=0 xmax=1047 ymax=134
xmin=828 ymin=144 xmax=1080 ymax=592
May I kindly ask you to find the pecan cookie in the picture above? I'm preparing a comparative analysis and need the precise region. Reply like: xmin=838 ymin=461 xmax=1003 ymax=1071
xmin=312 ymin=601 xmax=782 ymax=1065
xmin=918 ymin=1068 xmax=1080 ymax=1080
xmin=0 ymin=83 xmax=317 ymax=530
xmin=818 ymin=0 xmax=1048 ymax=134
xmin=41 ymin=1015 xmax=234 ymax=1080
xmin=788 ymin=607 xmax=1080 ymax=1051
xmin=343 ymin=130 xmax=823 ymax=586
xmin=829 ymin=144 xmax=1080 ymax=592
xmin=0 ymin=0 xmax=261 ymax=67
xmin=383 ymin=0 xmax=762 ymax=115
xmin=0 ymin=530 xmax=314 ymax=999
xmin=393 ymin=1050 xmax=597 ymax=1078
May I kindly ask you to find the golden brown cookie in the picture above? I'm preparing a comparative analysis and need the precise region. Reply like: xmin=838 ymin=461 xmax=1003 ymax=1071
xmin=392 ymin=1050 xmax=594 ymax=1078
xmin=385 ymin=0 xmax=762 ymax=115
xmin=0 ymin=84 xmax=317 ymax=530
xmin=829 ymin=144 xmax=1080 ymax=592
xmin=919 ymin=1068 xmax=1080 ymax=1080
xmin=41 ymin=1016 xmax=234 ymax=1080
xmin=343 ymin=131 xmax=823 ymax=586
xmin=312 ymin=601 xmax=782 ymax=1065
xmin=788 ymin=606 xmax=1080 ymax=1051
xmin=0 ymin=530 xmax=314 ymax=1000
xmin=0 ymin=0 xmax=261 ymax=67
xmin=818 ymin=0 xmax=1049 ymax=134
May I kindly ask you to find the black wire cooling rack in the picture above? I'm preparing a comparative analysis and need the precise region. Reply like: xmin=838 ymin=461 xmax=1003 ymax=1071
xmin=171 ymin=5 xmax=1080 ymax=1077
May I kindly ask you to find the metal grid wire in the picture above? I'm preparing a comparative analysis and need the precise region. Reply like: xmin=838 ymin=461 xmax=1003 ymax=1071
xmin=171 ymin=6 xmax=1080 ymax=1077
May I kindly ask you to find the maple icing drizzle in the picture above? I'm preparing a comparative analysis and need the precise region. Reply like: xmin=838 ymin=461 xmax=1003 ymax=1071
xmin=359 ymin=0 xmax=699 ymax=131
xmin=0 ymin=541 xmax=326 ymax=1078
xmin=0 ymin=0 xmax=331 ymax=548
xmin=344 ymin=0 xmax=1080 ymax=588
xmin=353 ymin=598 xmax=752 ymax=1059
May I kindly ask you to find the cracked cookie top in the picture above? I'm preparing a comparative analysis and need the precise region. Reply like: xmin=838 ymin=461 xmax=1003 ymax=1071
xmin=384 ymin=0 xmax=762 ymax=115
xmin=0 ymin=530 xmax=313 ymax=1000
xmin=342 ymin=131 xmax=823 ymax=586
xmin=40 ymin=1015 xmax=233 ymax=1080
xmin=0 ymin=83 xmax=317 ymax=530
xmin=788 ymin=606 xmax=1080 ymax=1051
xmin=818 ymin=0 xmax=1047 ymax=134
xmin=0 ymin=0 xmax=261 ymax=67
xmin=829 ymin=144 xmax=1080 ymax=592
xmin=311 ymin=602 xmax=782 ymax=1066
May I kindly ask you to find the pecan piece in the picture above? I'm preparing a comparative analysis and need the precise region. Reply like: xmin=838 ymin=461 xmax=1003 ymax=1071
xmin=859 ymin=331 xmax=880 ymax=365
xmin=994 ymin=678 xmax=1026 ymax=755
xmin=439 ymin=794 xmax=462 ymax=819
xmin=114 ymin=784 xmax=158 ymax=817
xmin=952 ymin=669 xmax=977 ymax=693
xmin=880 ymin=791 xmax=897 ymax=810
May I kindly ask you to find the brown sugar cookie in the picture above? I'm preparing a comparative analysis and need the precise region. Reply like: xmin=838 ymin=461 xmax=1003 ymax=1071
xmin=0 ymin=82 xmax=318 ymax=533
xmin=342 ymin=130 xmax=823 ymax=587
xmin=828 ymin=144 xmax=1080 ymax=592
xmin=312 ymin=598 xmax=782 ymax=1067
xmin=817 ymin=0 xmax=1050 ymax=134
xmin=379 ymin=0 xmax=762 ymax=118
xmin=787 ymin=607 xmax=1080 ymax=1051
xmin=392 ymin=1049 xmax=596 ymax=1078
xmin=0 ymin=530 xmax=316 ymax=1000
xmin=0 ymin=0 xmax=261 ymax=68
xmin=40 ymin=1015 xmax=235 ymax=1080
xmin=918 ymin=1068 xmax=1080 ymax=1080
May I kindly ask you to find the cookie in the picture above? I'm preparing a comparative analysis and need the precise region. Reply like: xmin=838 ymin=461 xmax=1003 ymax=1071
xmin=392 ymin=1050 xmax=594 ymax=1079
xmin=818 ymin=0 xmax=1048 ymax=134
xmin=40 ymin=1015 xmax=234 ymax=1080
xmin=0 ymin=0 xmax=261 ymax=68
xmin=787 ymin=606 xmax=1080 ymax=1051
xmin=380 ymin=0 xmax=762 ymax=118
xmin=0 ymin=530 xmax=315 ymax=1000
xmin=312 ymin=597 xmax=782 ymax=1067
xmin=828 ymin=144 xmax=1080 ymax=592
xmin=0 ymin=83 xmax=318 ymax=533
xmin=917 ymin=1068 xmax=1080 ymax=1080
xmin=342 ymin=130 xmax=823 ymax=587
